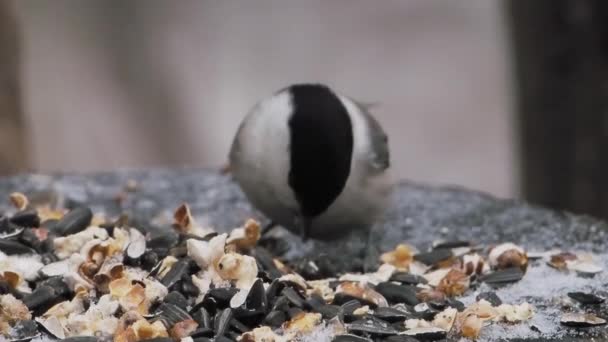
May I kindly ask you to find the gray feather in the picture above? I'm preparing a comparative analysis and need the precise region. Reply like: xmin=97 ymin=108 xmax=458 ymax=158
xmin=355 ymin=101 xmax=390 ymax=171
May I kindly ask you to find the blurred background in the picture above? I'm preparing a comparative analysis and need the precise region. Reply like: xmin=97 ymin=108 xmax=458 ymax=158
xmin=0 ymin=1 xmax=606 ymax=218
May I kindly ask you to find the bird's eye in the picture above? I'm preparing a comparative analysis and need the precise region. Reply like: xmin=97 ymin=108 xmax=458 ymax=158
xmin=218 ymin=263 xmax=224 ymax=270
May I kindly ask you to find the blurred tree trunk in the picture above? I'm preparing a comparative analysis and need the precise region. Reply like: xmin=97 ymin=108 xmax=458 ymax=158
xmin=506 ymin=0 xmax=608 ymax=218
xmin=0 ymin=0 xmax=27 ymax=175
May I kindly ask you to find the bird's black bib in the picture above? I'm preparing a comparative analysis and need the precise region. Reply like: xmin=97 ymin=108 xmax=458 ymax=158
xmin=287 ymin=84 xmax=354 ymax=218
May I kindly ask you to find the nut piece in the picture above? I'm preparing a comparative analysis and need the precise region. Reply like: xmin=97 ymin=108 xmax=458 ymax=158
xmin=226 ymin=219 xmax=261 ymax=251
xmin=217 ymin=252 xmax=258 ymax=289
xmin=436 ymin=269 xmax=470 ymax=297
xmin=488 ymin=243 xmax=528 ymax=272
xmin=0 ymin=294 xmax=31 ymax=329
xmin=54 ymin=226 xmax=109 ymax=260
xmin=460 ymin=314 xmax=483 ymax=339
xmin=416 ymin=288 xmax=446 ymax=303
xmin=460 ymin=253 xmax=489 ymax=276
xmin=380 ymin=244 xmax=415 ymax=271
xmin=169 ymin=319 xmax=199 ymax=339
xmin=173 ymin=203 xmax=213 ymax=237
xmin=283 ymin=312 xmax=322 ymax=333
xmin=307 ymin=279 xmax=335 ymax=302
xmin=336 ymin=281 xmax=388 ymax=308
xmin=423 ymin=268 xmax=451 ymax=287
xmin=496 ymin=303 xmax=534 ymax=322
xmin=9 ymin=192 xmax=28 ymax=210
xmin=240 ymin=326 xmax=289 ymax=342
xmin=433 ymin=308 xmax=457 ymax=332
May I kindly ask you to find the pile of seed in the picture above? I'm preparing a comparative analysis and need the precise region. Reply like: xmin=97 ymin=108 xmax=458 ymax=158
xmin=0 ymin=192 xmax=606 ymax=342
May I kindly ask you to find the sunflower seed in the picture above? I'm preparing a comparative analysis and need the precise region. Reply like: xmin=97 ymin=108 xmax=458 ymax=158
xmin=9 ymin=210 xmax=40 ymax=228
xmin=165 ymin=291 xmax=189 ymax=310
xmin=0 ymin=239 xmax=35 ymax=255
xmin=375 ymin=282 xmax=419 ymax=306
xmin=400 ymin=327 xmax=447 ymax=340
xmin=479 ymin=267 xmax=524 ymax=285
xmin=192 ymin=306 xmax=212 ymax=329
xmin=560 ymin=313 xmax=607 ymax=327
xmin=157 ymin=302 xmax=192 ymax=328
xmin=332 ymin=335 xmax=373 ymax=342
xmin=413 ymin=249 xmax=453 ymax=266
xmin=373 ymin=307 xmax=410 ymax=323
xmin=160 ymin=258 xmax=192 ymax=288
xmin=389 ymin=272 xmax=427 ymax=285
xmin=476 ymin=292 xmax=502 ymax=306
xmin=55 ymin=207 xmax=93 ymax=236
xmin=567 ymin=292 xmax=605 ymax=305
xmin=261 ymin=310 xmax=285 ymax=327
xmin=214 ymin=308 xmax=233 ymax=337
xmin=347 ymin=317 xmax=399 ymax=336
xmin=281 ymin=286 xmax=305 ymax=308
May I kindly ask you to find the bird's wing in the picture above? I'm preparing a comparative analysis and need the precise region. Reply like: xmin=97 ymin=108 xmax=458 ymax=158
xmin=357 ymin=103 xmax=390 ymax=171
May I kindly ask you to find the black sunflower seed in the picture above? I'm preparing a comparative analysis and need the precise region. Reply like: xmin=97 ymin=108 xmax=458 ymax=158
xmin=178 ymin=273 xmax=200 ymax=299
xmin=271 ymin=295 xmax=290 ymax=312
xmin=22 ymin=285 xmax=64 ymax=315
xmin=432 ymin=240 xmax=471 ymax=249
xmin=413 ymin=249 xmax=453 ymax=266
xmin=400 ymin=327 xmax=447 ymax=340
xmin=568 ymin=292 xmax=605 ymax=305
xmin=253 ymin=247 xmax=282 ymax=279
xmin=9 ymin=210 xmax=40 ymax=228
xmin=265 ymin=279 xmax=284 ymax=305
xmin=373 ymin=307 xmax=410 ymax=323
xmin=148 ymin=233 xmax=179 ymax=250
xmin=480 ymin=267 xmax=524 ymax=285
xmin=0 ymin=239 xmax=35 ymax=255
xmin=317 ymin=304 xmax=340 ymax=319
xmin=389 ymin=272 xmax=427 ymax=285
xmin=229 ymin=318 xmax=249 ymax=333
xmin=10 ymin=320 xmax=38 ymax=340
xmin=61 ymin=337 xmax=99 ymax=342
xmin=190 ymin=327 xmax=214 ymax=338
xmin=476 ymin=292 xmax=502 ymax=306
xmin=375 ymin=282 xmax=419 ymax=306
xmin=191 ymin=338 xmax=212 ymax=342
xmin=40 ymin=219 xmax=59 ymax=232
xmin=281 ymin=286 xmax=305 ymax=308
xmin=305 ymin=293 xmax=325 ymax=311
xmin=287 ymin=307 xmax=304 ymax=319
xmin=160 ymin=258 xmax=192 ymax=289
xmin=213 ymin=336 xmax=234 ymax=342
xmin=413 ymin=303 xmax=439 ymax=320
xmin=347 ymin=317 xmax=399 ymax=336
xmin=264 ymin=310 xmax=287 ymax=327
xmin=340 ymin=300 xmax=364 ymax=323
xmin=214 ymin=308 xmax=233 ymax=337
xmin=192 ymin=307 xmax=212 ymax=329
xmin=141 ymin=250 xmax=160 ymax=271
xmin=165 ymin=291 xmax=189 ymax=310
xmin=332 ymin=335 xmax=373 ymax=342
xmin=18 ymin=229 xmax=42 ymax=251
xmin=560 ymin=313 xmax=607 ymax=327
xmin=245 ymin=279 xmax=267 ymax=312
xmin=206 ymin=287 xmax=239 ymax=308
xmin=40 ymin=276 xmax=71 ymax=298
xmin=55 ymin=207 xmax=93 ymax=236
xmin=382 ymin=336 xmax=420 ymax=342
xmin=157 ymin=303 xmax=192 ymax=328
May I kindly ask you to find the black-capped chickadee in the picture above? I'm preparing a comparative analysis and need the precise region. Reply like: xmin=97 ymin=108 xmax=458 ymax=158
xmin=229 ymin=84 xmax=392 ymax=241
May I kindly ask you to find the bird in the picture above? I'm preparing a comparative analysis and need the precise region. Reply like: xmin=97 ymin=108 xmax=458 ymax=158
xmin=229 ymin=83 xmax=393 ymax=241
